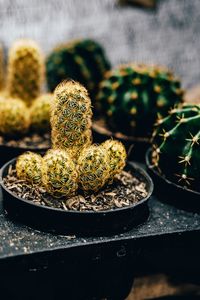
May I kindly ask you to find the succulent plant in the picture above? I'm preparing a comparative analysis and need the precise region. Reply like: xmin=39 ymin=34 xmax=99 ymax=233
xmin=77 ymin=144 xmax=110 ymax=192
xmin=97 ymin=63 xmax=184 ymax=137
xmin=0 ymin=44 xmax=5 ymax=91
xmin=7 ymin=39 xmax=44 ymax=106
xmin=46 ymin=39 xmax=110 ymax=97
xmin=16 ymin=152 xmax=43 ymax=184
xmin=51 ymin=80 xmax=92 ymax=158
xmin=151 ymin=104 xmax=200 ymax=189
xmin=30 ymin=93 xmax=52 ymax=132
xmin=42 ymin=149 xmax=78 ymax=198
xmin=102 ymin=139 xmax=127 ymax=180
xmin=0 ymin=97 xmax=30 ymax=136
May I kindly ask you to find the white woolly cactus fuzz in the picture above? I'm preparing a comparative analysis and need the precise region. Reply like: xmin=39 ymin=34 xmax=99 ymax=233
xmin=42 ymin=149 xmax=78 ymax=198
xmin=0 ymin=97 xmax=30 ymax=136
xmin=102 ymin=139 xmax=127 ymax=179
xmin=77 ymin=145 xmax=110 ymax=192
xmin=30 ymin=93 xmax=52 ymax=132
xmin=16 ymin=152 xmax=43 ymax=184
xmin=7 ymin=39 xmax=45 ymax=106
xmin=51 ymin=80 xmax=92 ymax=158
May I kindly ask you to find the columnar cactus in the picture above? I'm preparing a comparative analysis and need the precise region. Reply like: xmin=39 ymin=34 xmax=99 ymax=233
xmin=16 ymin=152 xmax=43 ymax=184
xmin=0 ymin=44 xmax=4 ymax=91
xmin=0 ymin=97 xmax=30 ymax=136
xmin=46 ymin=39 xmax=110 ymax=97
xmin=102 ymin=139 xmax=127 ymax=180
xmin=30 ymin=93 xmax=52 ymax=132
xmin=51 ymin=80 xmax=92 ymax=158
xmin=77 ymin=145 xmax=110 ymax=191
xmin=97 ymin=63 xmax=184 ymax=137
xmin=7 ymin=39 xmax=44 ymax=106
xmin=151 ymin=104 xmax=200 ymax=189
xmin=42 ymin=149 xmax=78 ymax=198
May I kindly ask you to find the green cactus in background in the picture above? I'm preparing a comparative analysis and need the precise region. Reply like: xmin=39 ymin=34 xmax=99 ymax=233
xmin=0 ymin=44 xmax=5 ymax=91
xmin=30 ymin=93 xmax=52 ymax=133
xmin=97 ymin=63 xmax=184 ymax=137
xmin=42 ymin=149 xmax=78 ymax=198
xmin=7 ymin=39 xmax=45 ymax=106
xmin=151 ymin=104 xmax=200 ymax=190
xmin=77 ymin=144 xmax=110 ymax=192
xmin=0 ymin=97 xmax=30 ymax=136
xmin=51 ymin=80 xmax=92 ymax=158
xmin=46 ymin=39 xmax=110 ymax=97
xmin=16 ymin=152 xmax=43 ymax=184
xmin=102 ymin=139 xmax=127 ymax=180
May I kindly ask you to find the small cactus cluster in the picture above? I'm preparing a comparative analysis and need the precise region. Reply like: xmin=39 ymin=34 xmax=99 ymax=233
xmin=151 ymin=104 xmax=200 ymax=190
xmin=46 ymin=39 xmax=110 ymax=97
xmin=97 ymin=63 xmax=184 ymax=137
xmin=16 ymin=80 xmax=127 ymax=198
xmin=7 ymin=39 xmax=44 ymax=106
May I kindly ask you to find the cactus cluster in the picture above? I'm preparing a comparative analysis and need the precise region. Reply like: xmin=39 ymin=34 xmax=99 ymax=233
xmin=7 ymin=39 xmax=44 ymax=106
xmin=151 ymin=104 xmax=200 ymax=190
xmin=97 ymin=63 xmax=184 ymax=137
xmin=46 ymin=39 xmax=110 ymax=97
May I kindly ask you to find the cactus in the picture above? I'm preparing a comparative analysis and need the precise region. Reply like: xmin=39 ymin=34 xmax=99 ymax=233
xmin=7 ymin=39 xmax=44 ymax=106
xmin=151 ymin=104 xmax=200 ymax=190
xmin=30 ymin=93 xmax=52 ymax=132
xmin=0 ymin=97 xmax=30 ymax=136
xmin=97 ymin=63 xmax=184 ymax=137
xmin=0 ymin=44 xmax=4 ymax=91
xmin=16 ymin=152 xmax=42 ymax=184
xmin=77 ymin=144 xmax=110 ymax=192
xmin=102 ymin=139 xmax=127 ymax=180
xmin=51 ymin=80 xmax=92 ymax=158
xmin=42 ymin=149 xmax=78 ymax=198
xmin=46 ymin=39 xmax=110 ymax=97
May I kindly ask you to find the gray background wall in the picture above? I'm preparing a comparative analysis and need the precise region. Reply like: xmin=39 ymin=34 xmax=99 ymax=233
xmin=0 ymin=0 xmax=199 ymax=88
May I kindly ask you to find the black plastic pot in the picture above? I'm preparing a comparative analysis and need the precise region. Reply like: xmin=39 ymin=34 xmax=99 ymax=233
xmin=146 ymin=148 xmax=200 ymax=212
xmin=92 ymin=120 xmax=150 ymax=162
xmin=0 ymin=159 xmax=153 ymax=236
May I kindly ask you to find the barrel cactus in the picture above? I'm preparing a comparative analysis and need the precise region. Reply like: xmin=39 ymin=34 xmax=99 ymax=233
xmin=7 ymin=39 xmax=44 ymax=106
xmin=151 ymin=104 xmax=200 ymax=190
xmin=46 ymin=39 xmax=110 ymax=97
xmin=30 ymin=93 xmax=52 ymax=132
xmin=42 ymin=149 xmax=78 ymax=198
xmin=97 ymin=63 xmax=184 ymax=137
xmin=0 ymin=97 xmax=30 ymax=136
xmin=51 ymin=80 xmax=92 ymax=158
xmin=16 ymin=152 xmax=43 ymax=184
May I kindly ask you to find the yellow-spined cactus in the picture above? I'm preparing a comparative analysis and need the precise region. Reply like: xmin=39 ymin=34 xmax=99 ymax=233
xmin=51 ymin=80 xmax=92 ymax=157
xmin=0 ymin=44 xmax=4 ymax=91
xmin=77 ymin=145 xmax=110 ymax=192
xmin=7 ymin=39 xmax=44 ymax=106
xmin=102 ymin=139 xmax=127 ymax=179
xmin=42 ymin=149 xmax=78 ymax=198
xmin=30 ymin=93 xmax=52 ymax=132
xmin=16 ymin=152 xmax=43 ymax=184
xmin=0 ymin=97 xmax=30 ymax=136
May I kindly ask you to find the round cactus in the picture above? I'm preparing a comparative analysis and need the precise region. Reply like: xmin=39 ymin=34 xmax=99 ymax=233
xmin=51 ymin=80 xmax=92 ymax=158
xmin=7 ymin=39 xmax=44 ymax=106
xmin=151 ymin=104 xmax=200 ymax=190
xmin=77 ymin=144 xmax=110 ymax=192
xmin=42 ymin=149 xmax=78 ymax=198
xmin=30 ymin=93 xmax=52 ymax=132
xmin=97 ymin=63 xmax=184 ymax=137
xmin=46 ymin=39 xmax=110 ymax=97
xmin=102 ymin=139 xmax=127 ymax=179
xmin=0 ymin=97 xmax=30 ymax=136
xmin=16 ymin=152 xmax=43 ymax=184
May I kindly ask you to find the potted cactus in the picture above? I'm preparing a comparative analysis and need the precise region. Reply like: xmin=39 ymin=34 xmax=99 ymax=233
xmin=0 ymin=80 xmax=153 ymax=235
xmin=93 ymin=63 xmax=184 ymax=160
xmin=146 ymin=104 xmax=200 ymax=210
xmin=0 ymin=39 xmax=52 ymax=166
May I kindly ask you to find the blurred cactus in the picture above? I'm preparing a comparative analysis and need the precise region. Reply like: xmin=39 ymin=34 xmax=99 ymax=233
xmin=16 ymin=152 xmax=43 ymax=184
xmin=0 ymin=44 xmax=5 ymax=91
xmin=42 ymin=149 xmax=78 ymax=197
xmin=7 ymin=39 xmax=44 ymax=106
